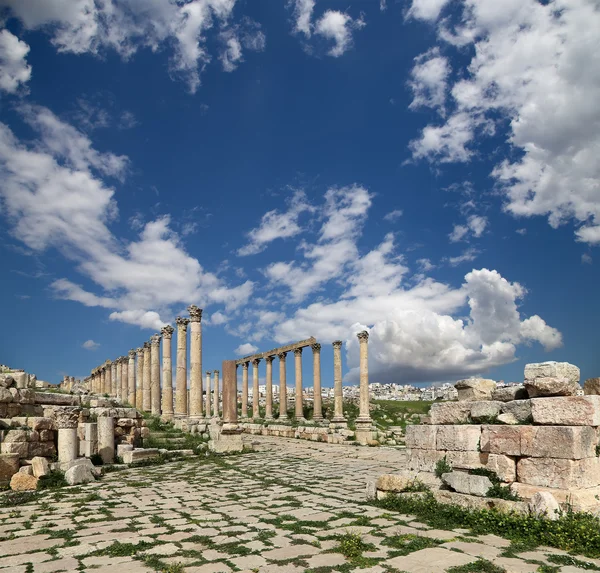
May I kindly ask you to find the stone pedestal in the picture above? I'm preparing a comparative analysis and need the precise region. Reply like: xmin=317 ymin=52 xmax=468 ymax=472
xmin=82 ymin=423 xmax=98 ymax=458
xmin=97 ymin=417 xmax=115 ymax=464
xmin=58 ymin=428 xmax=78 ymax=463
xmin=355 ymin=420 xmax=375 ymax=446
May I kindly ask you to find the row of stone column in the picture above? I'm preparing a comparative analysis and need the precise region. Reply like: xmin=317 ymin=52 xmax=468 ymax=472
xmin=88 ymin=305 xmax=215 ymax=419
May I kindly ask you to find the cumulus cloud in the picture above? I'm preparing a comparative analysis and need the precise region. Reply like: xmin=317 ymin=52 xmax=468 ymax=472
xmin=408 ymin=0 xmax=600 ymax=244
xmin=0 ymin=0 xmax=258 ymax=92
xmin=449 ymin=214 xmax=488 ymax=242
xmin=235 ymin=342 xmax=258 ymax=355
xmin=383 ymin=209 xmax=403 ymax=222
xmin=289 ymin=0 xmax=315 ymax=37
xmin=408 ymin=48 xmax=449 ymax=114
xmin=82 ymin=339 xmax=100 ymax=350
xmin=219 ymin=19 xmax=266 ymax=72
xmin=0 ymin=105 xmax=253 ymax=329
xmin=0 ymin=29 xmax=31 ymax=94
xmin=237 ymin=190 xmax=314 ymax=256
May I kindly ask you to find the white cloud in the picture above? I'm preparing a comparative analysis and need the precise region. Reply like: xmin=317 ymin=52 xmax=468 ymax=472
xmin=0 ymin=105 xmax=253 ymax=329
xmin=449 ymin=214 xmax=488 ymax=242
xmin=219 ymin=20 xmax=266 ymax=72
xmin=289 ymin=0 xmax=315 ymax=37
xmin=380 ymin=0 xmax=387 ymax=11
xmin=449 ymin=224 xmax=468 ymax=243
xmin=446 ymin=248 xmax=480 ymax=266
xmin=582 ymin=253 xmax=593 ymax=265
xmin=408 ymin=48 xmax=449 ymax=114
xmin=383 ymin=209 xmax=403 ymax=222
xmin=0 ymin=29 xmax=31 ymax=94
xmin=210 ymin=311 xmax=228 ymax=325
xmin=407 ymin=0 xmax=452 ymax=21
xmin=0 ymin=0 xmax=254 ymax=93
xmin=237 ymin=190 xmax=314 ymax=256
xmin=408 ymin=0 xmax=600 ymax=244
xmin=235 ymin=342 xmax=258 ymax=355
xmin=82 ymin=339 xmax=100 ymax=350
xmin=315 ymin=10 xmax=365 ymax=57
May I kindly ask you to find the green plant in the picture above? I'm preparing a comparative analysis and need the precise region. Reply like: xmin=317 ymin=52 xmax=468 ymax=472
xmin=486 ymin=483 xmax=521 ymax=501
xmin=89 ymin=453 xmax=104 ymax=466
xmin=38 ymin=470 xmax=67 ymax=490
xmin=334 ymin=532 xmax=376 ymax=561
xmin=435 ymin=455 xmax=452 ymax=478
xmin=536 ymin=566 xmax=560 ymax=573
xmin=546 ymin=554 xmax=600 ymax=570
xmin=0 ymin=491 xmax=38 ymax=507
xmin=596 ymin=444 xmax=600 ymax=457
xmin=446 ymin=560 xmax=505 ymax=572
xmin=402 ymin=478 xmax=430 ymax=493
xmin=382 ymin=533 xmax=442 ymax=555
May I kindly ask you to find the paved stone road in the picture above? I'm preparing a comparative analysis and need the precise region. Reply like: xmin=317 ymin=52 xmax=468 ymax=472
xmin=0 ymin=436 xmax=596 ymax=572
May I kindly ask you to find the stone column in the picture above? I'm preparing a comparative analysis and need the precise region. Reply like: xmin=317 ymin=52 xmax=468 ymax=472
xmin=143 ymin=342 xmax=151 ymax=411
xmin=105 ymin=361 xmax=112 ymax=396
xmin=222 ymin=361 xmax=238 ymax=426
xmin=294 ymin=348 xmax=304 ymax=420
xmin=241 ymin=362 xmax=249 ymax=419
xmin=111 ymin=361 xmax=117 ymax=396
xmin=161 ymin=326 xmax=174 ymax=419
xmin=135 ymin=347 xmax=144 ymax=411
xmin=252 ymin=358 xmax=261 ymax=419
xmin=332 ymin=340 xmax=346 ymax=423
xmin=57 ymin=428 xmax=78 ymax=463
xmin=213 ymin=370 xmax=220 ymax=417
xmin=115 ymin=358 xmax=122 ymax=400
xmin=97 ymin=417 xmax=115 ymax=464
xmin=278 ymin=352 xmax=288 ymax=419
xmin=127 ymin=350 xmax=136 ymax=406
xmin=357 ymin=331 xmax=371 ymax=422
xmin=101 ymin=366 xmax=107 ymax=394
xmin=120 ymin=357 xmax=128 ymax=401
xmin=265 ymin=356 xmax=274 ymax=420
xmin=311 ymin=343 xmax=323 ymax=421
xmin=188 ymin=305 xmax=203 ymax=418
xmin=150 ymin=334 xmax=161 ymax=415
xmin=175 ymin=317 xmax=189 ymax=417
xmin=205 ymin=371 xmax=212 ymax=417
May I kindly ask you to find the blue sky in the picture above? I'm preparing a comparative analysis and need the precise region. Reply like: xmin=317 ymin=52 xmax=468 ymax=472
xmin=0 ymin=0 xmax=598 ymax=387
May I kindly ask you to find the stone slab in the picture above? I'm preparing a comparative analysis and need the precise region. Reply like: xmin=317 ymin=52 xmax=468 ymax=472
xmin=385 ymin=547 xmax=477 ymax=572
xmin=436 ymin=425 xmax=481 ymax=451
xmin=517 ymin=456 xmax=600 ymax=489
xmin=530 ymin=396 xmax=600 ymax=425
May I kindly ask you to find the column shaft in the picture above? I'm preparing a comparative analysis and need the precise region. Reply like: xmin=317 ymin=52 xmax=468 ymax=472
xmin=213 ymin=370 xmax=220 ymax=416
xmin=222 ymin=361 xmax=238 ymax=425
xmin=265 ymin=356 xmax=274 ymax=419
xmin=252 ymin=359 xmax=260 ymax=419
xmin=241 ymin=363 xmax=249 ymax=418
xmin=143 ymin=343 xmax=151 ymax=411
xmin=205 ymin=371 xmax=212 ymax=417
xmin=161 ymin=327 xmax=174 ymax=418
xmin=312 ymin=344 xmax=323 ymax=421
xmin=111 ymin=362 xmax=117 ymax=396
xmin=115 ymin=360 xmax=122 ymax=400
xmin=121 ymin=358 xmax=128 ymax=403
xmin=294 ymin=348 xmax=303 ymax=419
xmin=135 ymin=349 xmax=144 ymax=411
xmin=332 ymin=341 xmax=346 ymax=422
xmin=175 ymin=317 xmax=189 ymax=416
xmin=278 ymin=353 xmax=288 ymax=419
xmin=358 ymin=331 xmax=371 ymax=421
xmin=188 ymin=306 xmax=203 ymax=417
xmin=150 ymin=335 xmax=161 ymax=415
xmin=105 ymin=364 xmax=112 ymax=396
xmin=127 ymin=351 xmax=136 ymax=406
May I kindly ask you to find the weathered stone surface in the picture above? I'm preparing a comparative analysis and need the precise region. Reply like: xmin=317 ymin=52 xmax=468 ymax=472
xmin=407 ymin=449 xmax=446 ymax=472
xmin=60 ymin=458 xmax=101 ymax=477
xmin=485 ymin=453 xmax=517 ymax=483
xmin=31 ymin=456 xmax=49 ymax=478
xmin=3 ymin=429 xmax=27 ymax=442
xmin=524 ymin=361 xmax=580 ymax=384
xmin=584 ymin=378 xmax=600 ymax=395
xmin=492 ymin=385 xmax=528 ymax=402
xmin=19 ymin=465 xmax=33 ymax=475
xmin=525 ymin=377 xmax=581 ymax=398
xmin=528 ymin=492 xmax=560 ymax=520
xmin=405 ymin=424 xmax=437 ymax=449
xmin=442 ymin=472 xmax=493 ymax=497
xmin=43 ymin=406 xmax=81 ymax=429
xmin=376 ymin=474 xmax=413 ymax=492
xmin=0 ymin=388 xmax=12 ymax=403
xmin=497 ymin=413 xmax=518 ymax=425
xmin=445 ymin=451 xmax=488 ymax=470
xmin=455 ymin=378 xmax=496 ymax=401
xmin=510 ymin=483 xmax=600 ymax=514
xmin=9 ymin=472 xmax=38 ymax=491
xmin=36 ymin=392 xmax=81 ymax=406
xmin=65 ymin=463 xmax=95 ymax=485
xmin=1 ymin=441 xmax=28 ymax=456
xmin=436 ymin=425 xmax=481 ymax=451
xmin=517 ymin=457 xmax=600 ymax=489
xmin=28 ymin=441 xmax=56 ymax=458
xmin=12 ymin=372 xmax=29 ymax=389
xmin=501 ymin=400 xmax=532 ymax=423
xmin=122 ymin=449 xmax=160 ymax=464
xmin=521 ymin=426 xmax=596 ymax=459
xmin=480 ymin=425 xmax=531 ymax=456
xmin=530 ymin=396 xmax=600 ymax=425
xmin=0 ymin=374 xmax=15 ymax=388
xmin=0 ymin=454 xmax=20 ymax=481
xmin=429 ymin=402 xmax=472 ymax=424
xmin=470 ymin=401 xmax=503 ymax=422
xmin=27 ymin=417 xmax=53 ymax=431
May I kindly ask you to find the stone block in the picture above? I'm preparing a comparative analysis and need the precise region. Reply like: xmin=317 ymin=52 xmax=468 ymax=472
xmin=501 ymin=400 xmax=531 ymax=423
xmin=530 ymin=395 xmax=600 ymax=425
xmin=376 ymin=474 xmax=415 ymax=492
xmin=584 ymin=378 xmax=600 ymax=395
xmin=12 ymin=372 xmax=28 ymax=389
xmin=39 ymin=429 xmax=53 ymax=441
xmin=3 ymin=429 xmax=28 ymax=442
xmin=445 ymin=450 xmax=488 ymax=470
xmin=19 ymin=465 xmax=33 ymax=475
xmin=520 ymin=426 xmax=596 ymax=459
xmin=510 ymin=483 xmax=600 ymax=514
xmin=455 ymin=378 xmax=496 ymax=401
xmin=1 ymin=441 xmax=28 ymax=456
xmin=407 ymin=449 xmax=446 ymax=472
xmin=27 ymin=417 xmax=53 ymax=431
xmin=0 ymin=453 xmax=20 ymax=480
xmin=497 ymin=413 xmax=518 ymax=425
xmin=208 ymin=433 xmax=244 ymax=453
xmin=117 ymin=443 xmax=133 ymax=457
xmin=429 ymin=402 xmax=472 ymax=424
xmin=528 ymin=492 xmax=560 ymax=520
xmin=10 ymin=472 xmax=38 ymax=491
xmin=492 ymin=385 xmax=528 ymax=402
xmin=480 ymin=425 xmax=531 ymax=456
xmin=470 ymin=401 xmax=503 ymax=422
xmin=524 ymin=361 xmax=580 ymax=384
xmin=436 ymin=425 xmax=481 ymax=451
xmin=31 ymin=456 xmax=49 ymax=478
xmin=0 ymin=388 xmax=13 ymax=403
xmin=525 ymin=377 xmax=581 ymax=398
xmin=65 ymin=464 xmax=95 ymax=485
xmin=121 ymin=448 xmax=160 ymax=464
xmin=28 ymin=441 xmax=56 ymax=458
xmin=517 ymin=457 xmax=600 ymax=489
xmin=485 ymin=453 xmax=516 ymax=483
xmin=0 ymin=374 xmax=15 ymax=388
xmin=442 ymin=471 xmax=493 ymax=497
xmin=405 ymin=424 xmax=437 ymax=449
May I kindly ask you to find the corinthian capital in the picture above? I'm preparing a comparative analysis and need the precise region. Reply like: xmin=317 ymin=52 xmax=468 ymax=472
xmin=161 ymin=324 xmax=174 ymax=339
xmin=294 ymin=347 xmax=303 ymax=357
xmin=252 ymin=358 xmax=261 ymax=366
xmin=128 ymin=349 xmax=136 ymax=359
xmin=357 ymin=330 xmax=369 ymax=342
xmin=278 ymin=351 xmax=287 ymax=360
xmin=265 ymin=355 xmax=275 ymax=364
xmin=187 ymin=304 xmax=203 ymax=322
xmin=136 ymin=347 xmax=144 ymax=356
xmin=176 ymin=316 xmax=190 ymax=330
xmin=311 ymin=343 xmax=321 ymax=353
xmin=143 ymin=341 xmax=150 ymax=349
xmin=332 ymin=340 xmax=343 ymax=349
xmin=150 ymin=334 xmax=162 ymax=346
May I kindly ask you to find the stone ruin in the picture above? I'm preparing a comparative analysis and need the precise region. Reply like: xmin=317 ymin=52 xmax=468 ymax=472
xmin=374 ymin=361 xmax=600 ymax=517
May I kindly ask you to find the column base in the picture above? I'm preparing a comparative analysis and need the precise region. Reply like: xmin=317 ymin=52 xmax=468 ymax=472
xmin=355 ymin=418 xmax=375 ymax=446
xmin=161 ymin=413 xmax=174 ymax=421
xmin=265 ymin=414 xmax=274 ymax=420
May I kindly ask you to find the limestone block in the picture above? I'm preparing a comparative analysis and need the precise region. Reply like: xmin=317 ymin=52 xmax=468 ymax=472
xmin=116 ymin=418 xmax=136 ymax=427
xmin=117 ymin=444 xmax=133 ymax=457
xmin=97 ymin=417 xmax=115 ymax=464
xmin=584 ymin=378 xmax=600 ymax=395
xmin=517 ymin=457 xmax=600 ymax=489
xmin=405 ymin=424 xmax=437 ymax=449
xmin=14 ymin=388 xmax=35 ymax=404
xmin=27 ymin=417 xmax=53 ymax=431
xmin=520 ymin=426 xmax=596 ymax=459
xmin=470 ymin=401 xmax=503 ymax=422
xmin=492 ymin=385 xmax=528 ymax=402
xmin=497 ymin=413 xmax=518 ymax=425
xmin=39 ymin=429 xmax=53 ymax=441
xmin=0 ymin=388 xmax=13 ymax=403
xmin=485 ymin=453 xmax=516 ymax=483
xmin=525 ymin=377 xmax=581 ymax=398
xmin=31 ymin=456 xmax=49 ymax=478
xmin=0 ymin=374 xmax=15 ymax=388
xmin=19 ymin=465 xmax=33 ymax=475
xmin=445 ymin=450 xmax=488 ymax=470
xmin=10 ymin=472 xmax=38 ymax=491
xmin=12 ymin=372 xmax=28 ymax=389
xmin=3 ymin=429 xmax=28 ymax=442
xmin=121 ymin=448 xmax=160 ymax=464
xmin=36 ymin=393 xmax=80 ymax=406
xmin=1 ymin=441 xmax=28 ymax=456
xmin=43 ymin=406 xmax=81 ymax=429
xmin=407 ymin=448 xmax=446 ymax=472
xmin=28 ymin=441 xmax=56 ymax=458
xmin=429 ymin=402 xmax=472 ymax=424
xmin=436 ymin=425 xmax=481 ymax=451
xmin=65 ymin=464 xmax=95 ymax=485
xmin=480 ymin=425 xmax=532 ymax=456
xmin=528 ymin=492 xmax=560 ymax=520
xmin=524 ymin=361 xmax=580 ymax=384
xmin=455 ymin=378 xmax=496 ymax=401
xmin=60 ymin=458 xmax=101 ymax=477
xmin=208 ymin=433 xmax=244 ymax=453
xmin=530 ymin=396 xmax=600 ymax=425
xmin=0 ymin=453 xmax=20 ymax=480
xmin=501 ymin=400 xmax=532 ymax=423
xmin=442 ymin=472 xmax=493 ymax=497
xmin=140 ymin=427 xmax=150 ymax=438
xmin=510 ymin=483 xmax=600 ymax=514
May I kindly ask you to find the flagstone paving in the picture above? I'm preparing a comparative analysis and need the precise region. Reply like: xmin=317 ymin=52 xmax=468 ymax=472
xmin=0 ymin=436 xmax=594 ymax=572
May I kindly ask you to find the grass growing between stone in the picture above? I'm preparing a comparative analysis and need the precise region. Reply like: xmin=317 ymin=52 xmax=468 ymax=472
xmin=373 ymin=491 xmax=600 ymax=558
xmin=381 ymin=533 xmax=443 ymax=557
